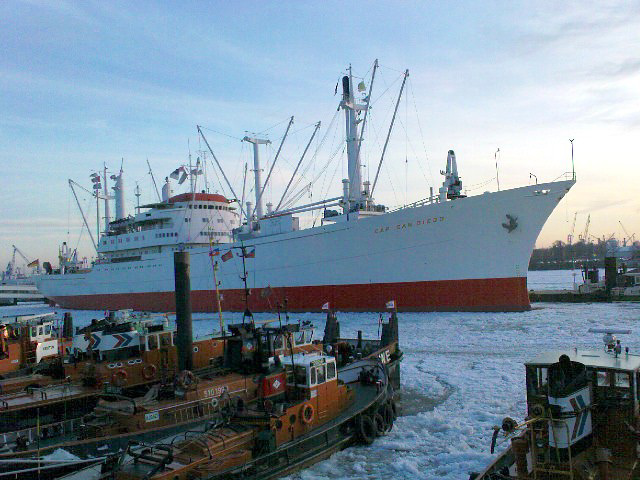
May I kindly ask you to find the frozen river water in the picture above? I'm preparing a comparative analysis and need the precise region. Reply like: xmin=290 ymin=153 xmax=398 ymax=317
xmin=2 ymin=269 xmax=638 ymax=479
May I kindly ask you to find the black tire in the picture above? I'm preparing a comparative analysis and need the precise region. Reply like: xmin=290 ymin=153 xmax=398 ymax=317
xmin=390 ymin=398 xmax=398 ymax=420
xmin=373 ymin=412 xmax=386 ymax=436
xmin=357 ymin=415 xmax=376 ymax=445
xmin=381 ymin=403 xmax=394 ymax=433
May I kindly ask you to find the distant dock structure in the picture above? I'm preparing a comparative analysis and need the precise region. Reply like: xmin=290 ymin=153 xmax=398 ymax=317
xmin=0 ymin=284 xmax=45 ymax=306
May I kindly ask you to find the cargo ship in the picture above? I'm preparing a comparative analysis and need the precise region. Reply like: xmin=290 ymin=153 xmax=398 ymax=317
xmin=36 ymin=61 xmax=574 ymax=312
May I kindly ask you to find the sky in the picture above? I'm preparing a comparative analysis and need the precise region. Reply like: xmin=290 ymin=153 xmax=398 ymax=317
xmin=1 ymin=1 xmax=639 ymax=269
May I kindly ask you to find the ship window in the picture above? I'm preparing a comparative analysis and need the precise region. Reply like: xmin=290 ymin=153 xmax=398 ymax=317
xmin=310 ymin=367 xmax=317 ymax=385
xmin=31 ymin=327 xmax=37 ymax=337
xmin=148 ymin=335 xmax=158 ymax=350
xmin=526 ymin=366 xmax=548 ymax=396
xmin=305 ymin=330 xmax=313 ymax=343
xmin=295 ymin=331 xmax=305 ymax=345
xmin=317 ymin=365 xmax=326 ymax=384
xmin=327 ymin=361 xmax=336 ymax=380
xmin=273 ymin=335 xmax=283 ymax=350
xmin=198 ymin=205 xmax=203 ymax=209
xmin=188 ymin=205 xmax=192 ymax=209
xmin=597 ymin=370 xmax=611 ymax=387
xmin=615 ymin=372 xmax=630 ymax=388
xmin=44 ymin=325 xmax=51 ymax=335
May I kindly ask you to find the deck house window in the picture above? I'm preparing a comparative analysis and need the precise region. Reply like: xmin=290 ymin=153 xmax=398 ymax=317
xmin=317 ymin=364 xmax=326 ymax=383
xmin=615 ymin=372 xmax=630 ymax=388
xmin=327 ymin=361 xmax=336 ymax=380
xmin=310 ymin=367 xmax=317 ymax=385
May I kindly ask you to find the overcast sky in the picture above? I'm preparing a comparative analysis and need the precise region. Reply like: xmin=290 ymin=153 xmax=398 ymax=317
xmin=1 ymin=1 xmax=639 ymax=268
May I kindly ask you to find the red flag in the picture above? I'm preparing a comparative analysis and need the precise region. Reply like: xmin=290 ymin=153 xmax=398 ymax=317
xmin=243 ymin=247 xmax=255 ymax=258
xmin=221 ymin=250 xmax=233 ymax=262
xmin=209 ymin=248 xmax=220 ymax=257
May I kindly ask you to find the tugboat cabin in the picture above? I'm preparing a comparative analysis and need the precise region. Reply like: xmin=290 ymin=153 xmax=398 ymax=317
xmin=525 ymin=342 xmax=640 ymax=477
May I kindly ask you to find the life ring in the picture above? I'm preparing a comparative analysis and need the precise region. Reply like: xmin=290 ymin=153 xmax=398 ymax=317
xmin=177 ymin=370 xmax=196 ymax=389
xmin=300 ymin=403 xmax=314 ymax=424
xmin=357 ymin=415 xmax=376 ymax=445
xmin=142 ymin=364 xmax=157 ymax=380
xmin=112 ymin=369 xmax=128 ymax=387
xmin=211 ymin=397 xmax=219 ymax=409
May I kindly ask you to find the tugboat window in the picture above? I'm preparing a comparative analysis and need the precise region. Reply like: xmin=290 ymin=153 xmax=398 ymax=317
xmin=615 ymin=372 xmax=630 ymax=388
xmin=273 ymin=335 xmax=283 ymax=350
xmin=317 ymin=365 xmax=326 ymax=384
xmin=597 ymin=370 xmax=611 ymax=387
xmin=296 ymin=331 xmax=305 ymax=345
xmin=327 ymin=361 xmax=336 ymax=380
xmin=310 ymin=367 xmax=317 ymax=385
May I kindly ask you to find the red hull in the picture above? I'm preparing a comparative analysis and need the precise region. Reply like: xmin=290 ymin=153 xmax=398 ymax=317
xmin=46 ymin=277 xmax=530 ymax=312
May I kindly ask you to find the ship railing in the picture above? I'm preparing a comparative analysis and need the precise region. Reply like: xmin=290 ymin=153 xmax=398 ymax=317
xmin=387 ymin=195 xmax=440 ymax=213
xmin=0 ymin=382 xmax=73 ymax=405
xmin=551 ymin=171 xmax=576 ymax=183
xmin=0 ymin=416 xmax=84 ymax=446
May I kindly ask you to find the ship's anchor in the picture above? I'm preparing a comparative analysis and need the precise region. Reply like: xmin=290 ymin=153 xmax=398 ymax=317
xmin=502 ymin=214 xmax=518 ymax=233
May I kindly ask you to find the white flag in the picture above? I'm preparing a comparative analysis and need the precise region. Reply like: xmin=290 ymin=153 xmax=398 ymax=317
xmin=321 ymin=302 xmax=330 ymax=311
xmin=178 ymin=171 xmax=188 ymax=185
xmin=385 ymin=300 xmax=396 ymax=310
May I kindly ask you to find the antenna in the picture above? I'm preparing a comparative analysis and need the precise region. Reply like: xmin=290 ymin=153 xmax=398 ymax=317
xmin=135 ymin=183 xmax=141 ymax=212
xmin=569 ymin=139 xmax=575 ymax=181
xmin=146 ymin=159 xmax=162 ymax=202
xmin=495 ymin=148 xmax=501 ymax=191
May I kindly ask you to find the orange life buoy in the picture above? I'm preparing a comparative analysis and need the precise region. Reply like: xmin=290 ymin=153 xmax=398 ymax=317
xmin=142 ymin=364 xmax=157 ymax=380
xmin=300 ymin=403 xmax=314 ymax=424
xmin=112 ymin=369 xmax=128 ymax=387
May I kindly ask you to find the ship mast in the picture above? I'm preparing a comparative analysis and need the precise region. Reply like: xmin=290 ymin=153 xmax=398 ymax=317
xmin=242 ymin=136 xmax=271 ymax=220
xmin=341 ymin=65 xmax=367 ymax=210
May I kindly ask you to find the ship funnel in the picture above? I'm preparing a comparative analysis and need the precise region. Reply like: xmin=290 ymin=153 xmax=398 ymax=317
xmin=111 ymin=168 xmax=126 ymax=219
xmin=342 ymin=75 xmax=350 ymax=99
xmin=162 ymin=177 xmax=173 ymax=202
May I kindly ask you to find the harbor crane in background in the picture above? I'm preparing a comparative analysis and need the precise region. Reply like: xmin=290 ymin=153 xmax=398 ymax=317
xmin=619 ymin=221 xmax=636 ymax=246
xmin=567 ymin=212 xmax=578 ymax=245
xmin=3 ymin=245 xmax=40 ymax=282
xmin=579 ymin=214 xmax=591 ymax=243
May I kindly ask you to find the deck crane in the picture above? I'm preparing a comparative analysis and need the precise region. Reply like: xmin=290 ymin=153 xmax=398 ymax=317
xmin=567 ymin=212 xmax=578 ymax=245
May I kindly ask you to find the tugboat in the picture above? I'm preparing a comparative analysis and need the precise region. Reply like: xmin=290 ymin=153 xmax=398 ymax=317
xmin=471 ymin=328 xmax=640 ymax=479
xmin=0 ymin=252 xmax=401 ymax=479
xmin=112 ymin=345 xmax=394 ymax=480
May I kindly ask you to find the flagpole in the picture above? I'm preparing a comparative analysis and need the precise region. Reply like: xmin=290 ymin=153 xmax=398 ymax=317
xmin=208 ymin=235 xmax=224 ymax=335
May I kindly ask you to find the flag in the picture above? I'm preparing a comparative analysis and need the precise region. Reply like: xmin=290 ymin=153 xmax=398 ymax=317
xmin=385 ymin=300 xmax=396 ymax=310
xmin=27 ymin=259 xmax=39 ymax=268
xmin=321 ymin=302 xmax=330 ymax=311
xmin=178 ymin=171 xmax=188 ymax=185
xmin=242 ymin=247 xmax=255 ymax=258
xmin=209 ymin=248 xmax=220 ymax=257
xmin=90 ymin=175 xmax=101 ymax=183
xmin=358 ymin=80 xmax=366 ymax=92
xmin=221 ymin=250 xmax=233 ymax=262
xmin=169 ymin=167 xmax=184 ymax=180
